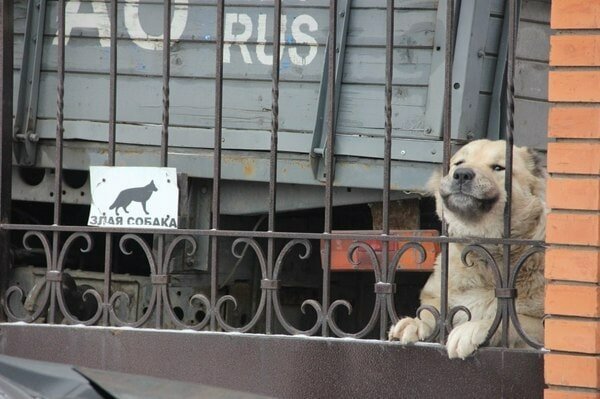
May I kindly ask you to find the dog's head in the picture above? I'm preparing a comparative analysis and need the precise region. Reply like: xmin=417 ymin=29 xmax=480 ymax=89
xmin=429 ymin=139 xmax=546 ymax=239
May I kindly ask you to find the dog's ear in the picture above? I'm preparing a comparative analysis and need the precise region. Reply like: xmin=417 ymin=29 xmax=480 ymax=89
xmin=523 ymin=147 xmax=545 ymax=178
xmin=521 ymin=147 xmax=546 ymax=199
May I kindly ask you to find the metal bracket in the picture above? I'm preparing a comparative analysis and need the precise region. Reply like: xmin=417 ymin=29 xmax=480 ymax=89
xmin=14 ymin=0 xmax=47 ymax=166
xmin=309 ymin=0 xmax=351 ymax=181
xmin=487 ymin=0 xmax=522 ymax=140
xmin=450 ymin=0 xmax=493 ymax=140
xmin=423 ymin=0 xmax=461 ymax=139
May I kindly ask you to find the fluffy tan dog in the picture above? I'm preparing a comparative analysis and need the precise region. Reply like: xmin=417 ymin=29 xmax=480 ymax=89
xmin=388 ymin=139 xmax=546 ymax=359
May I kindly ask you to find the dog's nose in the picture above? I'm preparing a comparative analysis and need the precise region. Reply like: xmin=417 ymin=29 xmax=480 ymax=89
xmin=453 ymin=167 xmax=475 ymax=184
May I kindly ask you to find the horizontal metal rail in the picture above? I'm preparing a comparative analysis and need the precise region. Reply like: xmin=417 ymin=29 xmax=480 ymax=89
xmin=0 ymin=223 xmax=544 ymax=247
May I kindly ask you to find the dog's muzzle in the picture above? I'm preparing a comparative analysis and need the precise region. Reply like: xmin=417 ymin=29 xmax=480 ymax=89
xmin=440 ymin=167 xmax=499 ymax=220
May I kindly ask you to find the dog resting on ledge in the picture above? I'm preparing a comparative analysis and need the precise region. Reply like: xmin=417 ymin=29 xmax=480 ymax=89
xmin=389 ymin=140 xmax=546 ymax=359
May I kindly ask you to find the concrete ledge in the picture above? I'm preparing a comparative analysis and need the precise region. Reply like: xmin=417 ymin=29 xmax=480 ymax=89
xmin=0 ymin=324 xmax=544 ymax=398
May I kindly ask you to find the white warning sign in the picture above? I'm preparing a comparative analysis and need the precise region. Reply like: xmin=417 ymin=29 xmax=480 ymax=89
xmin=88 ymin=166 xmax=179 ymax=229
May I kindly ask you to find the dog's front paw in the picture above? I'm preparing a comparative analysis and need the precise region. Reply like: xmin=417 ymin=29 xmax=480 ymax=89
xmin=446 ymin=320 xmax=490 ymax=359
xmin=388 ymin=317 xmax=433 ymax=344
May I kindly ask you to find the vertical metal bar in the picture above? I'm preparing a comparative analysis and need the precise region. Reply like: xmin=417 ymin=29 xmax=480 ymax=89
xmin=102 ymin=233 xmax=112 ymax=325
xmin=156 ymin=0 xmax=172 ymax=330
xmin=161 ymin=0 xmax=171 ymax=166
xmin=502 ymin=0 xmax=517 ymax=347
xmin=211 ymin=0 xmax=225 ymax=331
xmin=266 ymin=0 xmax=282 ymax=335
xmin=440 ymin=0 xmax=454 ymax=344
xmin=380 ymin=0 xmax=394 ymax=340
xmin=108 ymin=0 xmax=117 ymax=165
xmin=49 ymin=0 xmax=66 ymax=324
xmin=103 ymin=0 xmax=118 ymax=326
xmin=54 ymin=0 xmax=65 ymax=226
xmin=0 ymin=0 xmax=14 ymax=321
xmin=156 ymin=235 xmax=164 ymax=328
xmin=322 ymin=0 xmax=337 ymax=337
xmin=49 ymin=231 xmax=58 ymax=323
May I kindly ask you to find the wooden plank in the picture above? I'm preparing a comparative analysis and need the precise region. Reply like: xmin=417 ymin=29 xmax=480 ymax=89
xmin=13 ymin=35 xmax=435 ymax=86
xmin=15 ymin=0 xmax=438 ymax=7
xmin=34 ymin=118 xmax=314 ymax=153
xmin=33 ymin=3 xmax=329 ymax=44
xmin=336 ymin=85 xmax=428 ymax=137
xmin=346 ymin=9 xmax=436 ymax=47
xmin=341 ymin=47 xmax=433 ymax=85
xmin=34 ymin=71 xmax=320 ymax=132
xmin=352 ymin=0 xmax=438 ymax=8
xmin=32 ymin=71 xmax=429 ymax=135
xmin=13 ymin=3 xmax=437 ymax=49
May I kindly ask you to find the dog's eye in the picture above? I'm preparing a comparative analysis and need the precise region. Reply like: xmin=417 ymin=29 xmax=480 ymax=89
xmin=454 ymin=160 xmax=464 ymax=167
xmin=491 ymin=164 xmax=505 ymax=172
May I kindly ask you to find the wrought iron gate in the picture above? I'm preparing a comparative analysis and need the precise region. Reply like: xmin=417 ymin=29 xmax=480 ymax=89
xmin=0 ymin=0 xmax=545 ymax=397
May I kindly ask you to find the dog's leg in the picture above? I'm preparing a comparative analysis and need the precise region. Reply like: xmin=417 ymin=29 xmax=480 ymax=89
xmin=142 ymin=201 xmax=149 ymax=215
xmin=388 ymin=294 xmax=439 ymax=344
xmin=115 ymin=208 xmax=120 ymax=216
xmin=446 ymin=313 xmax=543 ymax=359
xmin=446 ymin=318 xmax=495 ymax=359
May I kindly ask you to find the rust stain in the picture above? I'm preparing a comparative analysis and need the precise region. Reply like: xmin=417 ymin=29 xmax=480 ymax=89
xmin=242 ymin=159 xmax=255 ymax=177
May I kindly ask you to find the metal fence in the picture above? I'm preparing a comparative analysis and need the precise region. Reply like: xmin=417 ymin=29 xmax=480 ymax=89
xmin=0 ymin=0 xmax=544 ymax=349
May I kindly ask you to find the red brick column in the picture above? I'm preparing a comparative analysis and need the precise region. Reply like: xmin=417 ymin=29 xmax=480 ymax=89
xmin=545 ymin=1 xmax=600 ymax=397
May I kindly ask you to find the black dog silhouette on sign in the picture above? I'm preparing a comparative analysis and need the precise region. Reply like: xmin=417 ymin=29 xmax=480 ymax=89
xmin=109 ymin=180 xmax=158 ymax=216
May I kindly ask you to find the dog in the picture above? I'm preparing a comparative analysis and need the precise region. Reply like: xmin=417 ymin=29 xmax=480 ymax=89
xmin=109 ymin=180 xmax=158 ymax=216
xmin=388 ymin=139 xmax=546 ymax=359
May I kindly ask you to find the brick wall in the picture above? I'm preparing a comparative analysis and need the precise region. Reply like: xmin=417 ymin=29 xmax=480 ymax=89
xmin=545 ymin=1 xmax=600 ymax=397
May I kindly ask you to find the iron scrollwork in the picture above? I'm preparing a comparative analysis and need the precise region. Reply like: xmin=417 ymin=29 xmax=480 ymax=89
xmin=110 ymin=234 xmax=211 ymax=329
xmin=458 ymin=243 xmax=545 ymax=350
xmin=271 ymin=239 xmax=324 ymax=336
xmin=4 ymin=231 xmax=103 ymax=325
xmin=54 ymin=232 xmax=102 ymax=325
xmin=459 ymin=244 xmax=503 ymax=346
xmin=507 ymin=245 xmax=545 ymax=349
xmin=162 ymin=235 xmax=211 ymax=330
xmin=326 ymin=240 xmax=430 ymax=339
xmin=5 ymin=232 xmax=53 ymax=322
xmin=214 ymin=237 xmax=268 ymax=332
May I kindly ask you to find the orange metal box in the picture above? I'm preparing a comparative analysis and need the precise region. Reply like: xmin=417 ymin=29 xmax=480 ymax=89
xmin=321 ymin=230 xmax=440 ymax=272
